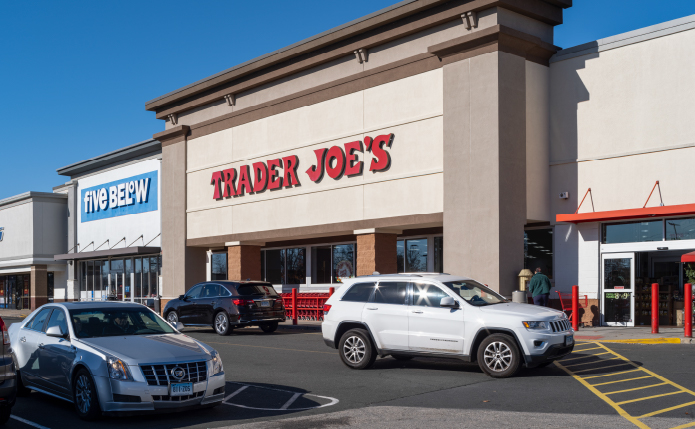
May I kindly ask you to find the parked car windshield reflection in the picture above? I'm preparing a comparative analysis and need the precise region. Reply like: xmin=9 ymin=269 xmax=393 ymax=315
xmin=69 ymin=308 xmax=177 ymax=338
xmin=442 ymin=281 xmax=508 ymax=306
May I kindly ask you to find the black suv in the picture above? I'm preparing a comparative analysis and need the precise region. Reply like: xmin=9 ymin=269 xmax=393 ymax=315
xmin=163 ymin=281 xmax=286 ymax=335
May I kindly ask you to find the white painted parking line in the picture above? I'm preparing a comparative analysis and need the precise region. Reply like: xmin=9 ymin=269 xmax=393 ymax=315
xmin=280 ymin=392 xmax=302 ymax=410
xmin=223 ymin=383 xmax=339 ymax=411
xmin=10 ymin=415 xmax=51 ymax=429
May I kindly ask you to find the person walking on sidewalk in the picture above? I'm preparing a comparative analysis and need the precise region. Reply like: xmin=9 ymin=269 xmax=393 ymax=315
xmin=528 ymin=267 xmax=552 ymax=307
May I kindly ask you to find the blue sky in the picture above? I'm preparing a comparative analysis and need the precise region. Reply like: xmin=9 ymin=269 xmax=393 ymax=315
xmin=2 ymin=0 xmax=694 ymax=200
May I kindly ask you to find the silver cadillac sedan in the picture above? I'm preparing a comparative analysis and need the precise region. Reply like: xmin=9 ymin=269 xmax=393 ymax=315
xmin=8 ymin=302 xmax=225 ymax=420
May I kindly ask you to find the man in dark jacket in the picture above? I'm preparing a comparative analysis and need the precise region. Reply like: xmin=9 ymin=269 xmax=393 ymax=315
xmin=528 ymin=267 xmax=552 ymax=306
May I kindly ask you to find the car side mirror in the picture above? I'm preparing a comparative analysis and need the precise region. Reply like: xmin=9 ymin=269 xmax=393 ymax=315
xmin=440 ymin=296 xmax=459 ymax=308
xmin=46 ymin=325 xmax=67 ymax=338
xmin=178 ymin=295 xmax=185 ymax=300
xmin=176 ymin=322 xmax=185 ymax=331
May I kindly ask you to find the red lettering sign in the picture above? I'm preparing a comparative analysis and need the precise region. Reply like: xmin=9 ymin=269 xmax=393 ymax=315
xmin=267 ymin=159 xmax=283 ymax=190
xmin=325 ymin=146 xmax=345 ymax=179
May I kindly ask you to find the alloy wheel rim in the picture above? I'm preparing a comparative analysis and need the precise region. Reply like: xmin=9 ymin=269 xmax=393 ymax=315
xmin=483 ymin=341 xmax=512 ymax=372
xmin=75 ymin=375 xmax=91 ymax=414
xmin=168 ymin=313 xmax=177 ymax=324
xmin=215 ymin=313 xmax=227 ymax=333
xmin=343 ymin=336 xmax=366 ymax=364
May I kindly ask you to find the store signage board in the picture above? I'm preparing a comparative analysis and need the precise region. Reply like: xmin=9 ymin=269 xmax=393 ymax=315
xmin=81 ymin=170 xmax=158 ymax=222
xmin=210 ymin=133 xmax=394 ymax=200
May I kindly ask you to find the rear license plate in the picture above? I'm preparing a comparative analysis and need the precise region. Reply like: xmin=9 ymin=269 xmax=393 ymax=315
xmin=565 ymin=335 xmax=574 ymax=346
xmin=170 ymin=382 xmax=193 ymax=396
xmin=260 ymin=301 xmax=270 ymax=307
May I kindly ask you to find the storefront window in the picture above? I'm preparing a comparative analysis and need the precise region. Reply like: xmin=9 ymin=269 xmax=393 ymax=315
xmin=261 ymin=248 xmax=306 ymax=284
xmin=524 ymin=229 xmax=553 ymax=279
xmin=397 ymin=239 xmax=428 ymax=273
xmin=666 ymin=217 xmax=695 ymax=241
xmin=314 ymin=247 xmax=332 ymax=284
xmin=77 ymin=255 xmax=160 ymax=302
xmin=135 ymin=258 xmax=142 ymax=301
xmin=434 ymin=236 xmax=443 ymax=273
xmin=265 ymin=249 xmax=284 ymax=284
xmin=602 ymin=220 xmax=663 ymax=244
xmin=332 ymin=244 xmax=354 ymax=283
xmin=286 ymin=248 xmax=306 ymax=284
xmin=211 ymin=252 xmax=228 ymax=280
xmin=47 ymin=272 xmax=54 ymax=303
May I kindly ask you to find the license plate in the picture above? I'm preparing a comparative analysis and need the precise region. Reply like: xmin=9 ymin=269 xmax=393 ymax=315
xmin=565 ymin=335 xmax=574 ymax=346
xmin=170 ymin=382 xmax=193 ymax=396
xmin=260 ymin=301 xmax=270 ymax=307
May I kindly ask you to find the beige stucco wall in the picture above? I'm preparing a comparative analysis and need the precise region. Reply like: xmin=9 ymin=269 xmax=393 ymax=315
xmin=186 ymin=69 xmax=444 ymax=240
xmin=525 ymin=61 xmax=550 ymax=222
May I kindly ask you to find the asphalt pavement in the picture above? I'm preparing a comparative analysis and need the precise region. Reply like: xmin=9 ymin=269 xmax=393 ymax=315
xmin=2 ymin=317 xmax=695 ymax=429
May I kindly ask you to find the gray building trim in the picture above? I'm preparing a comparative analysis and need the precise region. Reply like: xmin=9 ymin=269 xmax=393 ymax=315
xmin=550 ymin=141 xmax=695 ymax=166
xmin=56 ymin=138 xmax=161 ymax=178
xmin=551 ymin=13 xmax=695 ymax=63
xmin=54 ymin=246 xmax=162 ymax=261
xmin=0 ymin=192 xmax=67 ymax=210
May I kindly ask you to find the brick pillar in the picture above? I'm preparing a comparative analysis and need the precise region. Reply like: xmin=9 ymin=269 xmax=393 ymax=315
xmin=228 ymin=245 xmax=262 ymax=281
xmin=30 ymin=265 xmax=48 ymax=310
xmin=356 ymin=233 xmax=398 ymax=276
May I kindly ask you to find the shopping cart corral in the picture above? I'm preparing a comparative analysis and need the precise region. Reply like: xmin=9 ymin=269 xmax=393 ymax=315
xmin=281 ymin=289 xmax=334 ymax=322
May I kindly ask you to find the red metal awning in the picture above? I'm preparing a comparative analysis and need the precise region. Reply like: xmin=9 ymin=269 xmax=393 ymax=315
xmin=556 ymin=203 xmax=695 ymax=224
xmin=683 ymin=252 xmax=695 ymax=263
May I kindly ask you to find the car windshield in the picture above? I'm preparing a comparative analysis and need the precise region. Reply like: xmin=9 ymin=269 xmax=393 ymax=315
xmin=68 ymin=308 xmax=177 ymax=338
xmin=442 ymin=281 xmax=508 ymax=306
xmin=236 ymin=284 xmax=278 ymax=297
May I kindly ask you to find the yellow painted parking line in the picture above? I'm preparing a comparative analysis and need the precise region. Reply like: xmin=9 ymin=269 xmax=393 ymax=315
xmin=560 ymin=352 xmax=612 ymax=363
xmin=563 ymin=356 xmax=621 ymax=368
xmin=570 ymin=346 xmax=603 ymax=353
xmin=605 ymin=382 xmax=667 ymax=395
xmin=615 ymin=390 xmax=685 ymax=405
xmin=671 ymin=421 xmax=695 ymax=429
xmin=572 ymin=362 xmax=633 ymax=374
xmin=599 ymin=338 xmax=682 ymax=345
xmin=592 ymin=376 xmax=654 ymax=387
xmin=582 ymin=368 xmax=643 ymax=380
xmin=636 ymin=401 xmax=695 ymax=419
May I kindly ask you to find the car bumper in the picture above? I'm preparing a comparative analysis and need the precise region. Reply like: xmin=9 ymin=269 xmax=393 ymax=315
xmin=98 ymin=372 xmax=226 ymax=415
xmin=0 ymin=376 xmax=17 ymax=407
xmin=520 ymin=328 xmax=574 ymax=367
xmin=525 ymin=343 xmax=575 ymax=367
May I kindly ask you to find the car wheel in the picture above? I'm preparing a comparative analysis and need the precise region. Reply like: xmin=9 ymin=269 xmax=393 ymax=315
xmin=392 ymin=354 xmax=413 ymax=361
xmin=16 ymin=371 xmax=30 ymax=397
xmin=477 ymin=334 xmax=522 ymax=378
xmin=166 ymin=311 xmax=179 ymax=327
xmin=73 ymin=369 xmax=101 ymax=421
xmin=0 ymin=404 xmax=10 ymax=425
xmin=338 ymin=329 xmax=377 ymax=370
xmin=259 ymin=322 xmax=278 ymax=333
xmin=214 ymin=312 xmax=232 ymax=336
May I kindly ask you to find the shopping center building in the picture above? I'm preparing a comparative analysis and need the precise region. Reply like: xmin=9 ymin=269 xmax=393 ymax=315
xmin=141 ymin=0 xmax=695 ymax=326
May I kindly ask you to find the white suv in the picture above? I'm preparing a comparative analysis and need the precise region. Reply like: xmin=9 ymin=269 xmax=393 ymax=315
xmin=322 ymin=274 xmax=574 ymax=378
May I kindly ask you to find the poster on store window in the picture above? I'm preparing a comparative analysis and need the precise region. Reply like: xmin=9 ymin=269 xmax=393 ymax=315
xmin=335 ymin=260 xmax=354 ymax=283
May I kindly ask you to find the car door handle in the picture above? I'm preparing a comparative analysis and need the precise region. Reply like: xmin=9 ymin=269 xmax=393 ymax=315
xmin=411 ymin=310 xmax=423 ymax=314
xmin=20 ymin=337 xmax=26 ymax=343
xmin=366 ymin=307 xmax=378 ymax=310
xmin=38 ymin=343 xmax=44 ymax=349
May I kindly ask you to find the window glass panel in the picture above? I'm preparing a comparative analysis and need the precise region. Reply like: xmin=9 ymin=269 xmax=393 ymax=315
xmin=135 ymin=258 xmax=143 ymax=302
xmin=396 ymin=240 xmax=404 ymax=273
xmin=373 ymin=282 xmax=407 ymax=305
xmin=604 ymin=258 xmax=632 ymax=289
xmin=28 ymin=308 xmax=52 ymax=331
xmin=285 ymin=248 xmax=306 ymax=284
xmin=149 ymin=257 xmax=159 ymax=297
xmin=434 ymin=237 xmax=443 ymax=273
xmin=81 ymin=261 xmax=87 ymax=293
xmin=261 ymin=251 xmax=266 ymax=282
xmin=211 ymin=253 xmax=228 ymax=280
xmin=237 ymin=283 xmax=277 ymax=296
xmin=333 ymin=244 xmax=354 ymax=283
xmin=46 ymin=308 xmax=68 ymax=334
xmin=99 ymin=260 xmax=107 ymax=295
xmin=124 ymin=258 xmax=132 ymax=301
xmin=185 ymin=284 xmax=203 ymax=299
xmin=524 ymin=228 xmax=554 ymax=279
xmin=265 ymin=249 xmax=284 ymax=284
xmin=220 ymin=286 xmax=232 ymax=297
xmin=314 ymin=247 xmax=332 ymax=284
xmin=47 ymin=272 xmax=54 ymax=303
xmin=341 ymin=282 xmax=376 ymax=302
xmin=201 ymin=284 xmax=220 ymax=298
xmin=412 ymin=283 xmax=448 ymax=307
xmin=602 ymin=221 xmax=663 ymax=244
xmin=404 ymin=239 xmax=428 ymax=272
xmin=143 ymin=257 xmax=150 ymax=297
xmin=110 ymin=259 xmax=124 ymax=300
xmin=666 ymin=218 xmax=695 ymax=241
xmin=87 ymin=261 xmax=94 ymax=298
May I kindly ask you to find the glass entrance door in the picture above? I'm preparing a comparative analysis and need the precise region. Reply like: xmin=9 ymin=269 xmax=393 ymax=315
xmin=602 ymin=253 xmax=635 ymax=326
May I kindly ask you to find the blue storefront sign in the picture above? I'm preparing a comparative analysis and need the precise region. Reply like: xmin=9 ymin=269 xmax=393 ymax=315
xmin=81 ymin=171 xmax=158 ymax=222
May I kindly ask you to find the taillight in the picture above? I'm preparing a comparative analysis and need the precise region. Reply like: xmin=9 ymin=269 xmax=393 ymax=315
xmin=0 ymin=317 xmax=8 ymax=345
xmin=275 ymin=299 xmax=284 ymax=307
xmin=323 ymin=304 xmax=331 ymax=314
xmin=233 ymin=299 xmax=255 ymax=306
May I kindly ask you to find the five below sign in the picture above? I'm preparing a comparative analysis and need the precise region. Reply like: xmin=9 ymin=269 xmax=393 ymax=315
xmin=210 ymin=133 xmax=394 ymax=199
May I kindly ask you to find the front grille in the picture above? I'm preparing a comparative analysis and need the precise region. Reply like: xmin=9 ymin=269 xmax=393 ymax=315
xmin=152 ymin=391 xmax=204 ymax=402
xmin=140 ymin=361 xmax=207 ymax=386
xmin=550 ymin=319 xmax=571 ymax=333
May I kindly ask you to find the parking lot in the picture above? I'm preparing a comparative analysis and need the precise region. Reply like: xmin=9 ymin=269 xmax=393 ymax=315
xmin=3 ymin=318 xmax=695 ymax=428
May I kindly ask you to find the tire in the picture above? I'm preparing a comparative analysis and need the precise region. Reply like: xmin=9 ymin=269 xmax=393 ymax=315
xmin=214 ymin=312 xmax=232 ymax=336
xmin=392 ymin=354 xmax=413 ymax=361
xmin=338 ymin=329 xmax=377 ymax=370
xmin=16 ymin=371 xmax=30 ymax=397
xmin=166 ymin=311 xmax=179 ymax=327
xmin=476 ymin=334 xmax=522 ymax=378
xmin=0 ymin=404 xmax=10 ymax=425
xmin=73 ymin=369 xmax=101 ymax=421
xmin=259 ymin=322 xmax=278 ymax=333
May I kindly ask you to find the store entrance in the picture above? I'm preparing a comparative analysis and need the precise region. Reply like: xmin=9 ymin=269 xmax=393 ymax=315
xmin=601 ymin=253 xmax=635 ymax=326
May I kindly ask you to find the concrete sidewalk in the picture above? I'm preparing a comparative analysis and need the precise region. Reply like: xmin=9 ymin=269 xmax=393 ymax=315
xmin=574 ymin=326 xmax=694 ymax=344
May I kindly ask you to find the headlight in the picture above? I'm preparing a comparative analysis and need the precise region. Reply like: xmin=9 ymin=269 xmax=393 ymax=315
xmin=209 ymin=350 xmax=223 ymax=376
xmin=522 ymin=321 xmax=549 ymax=330
xmin=107 ymin=357 xmax=133 ymax=381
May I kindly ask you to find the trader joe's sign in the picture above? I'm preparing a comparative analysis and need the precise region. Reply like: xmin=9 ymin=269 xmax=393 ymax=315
xmin=210 ymin=133 xmax=394 ymax=199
